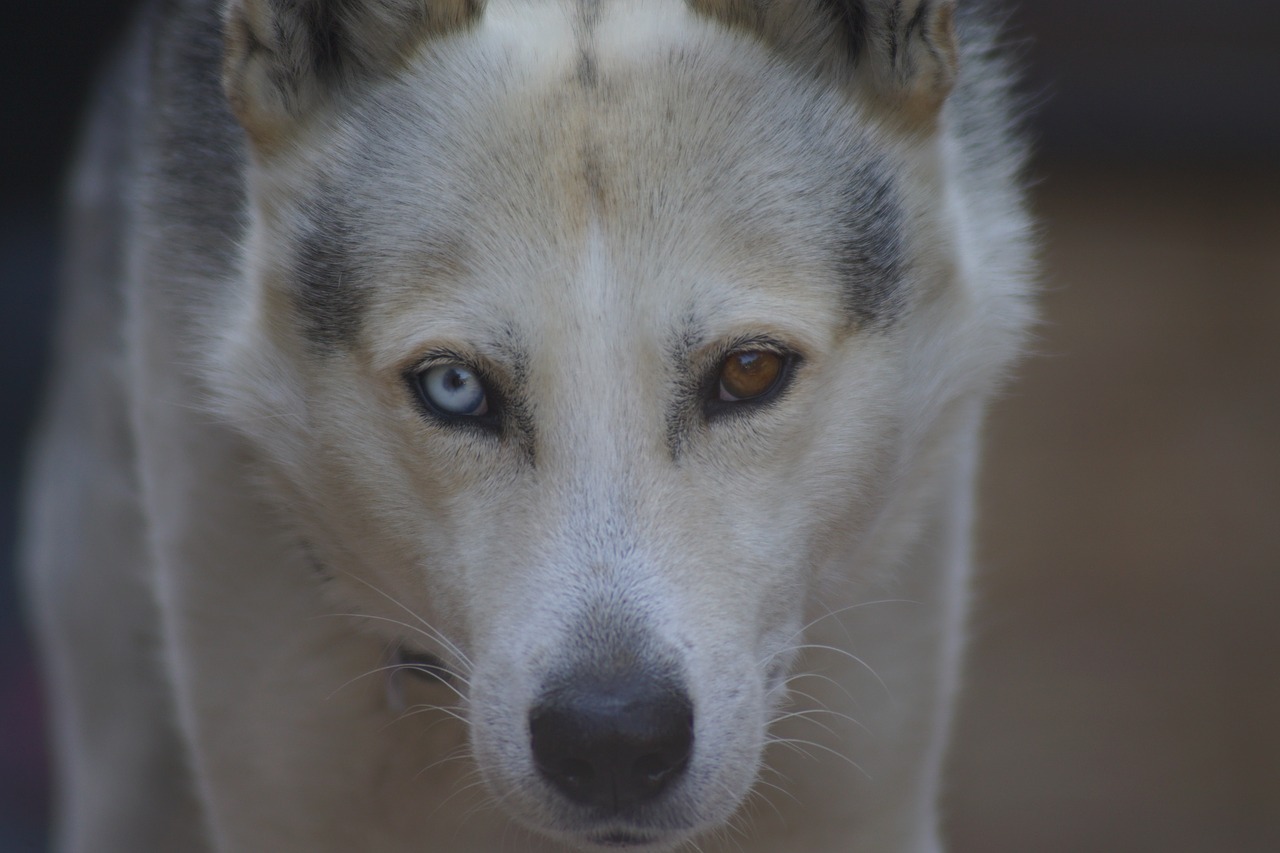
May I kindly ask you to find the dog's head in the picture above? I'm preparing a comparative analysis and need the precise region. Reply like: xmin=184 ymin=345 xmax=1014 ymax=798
xmin=212 ymin=0 xmax=1030 ymax=848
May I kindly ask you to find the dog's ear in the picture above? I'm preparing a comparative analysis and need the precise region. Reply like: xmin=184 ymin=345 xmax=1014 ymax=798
xmin=690 ymin=0 xmax=958 ymax=126
xmin=223 ymin=0 xmax=482 ymax=150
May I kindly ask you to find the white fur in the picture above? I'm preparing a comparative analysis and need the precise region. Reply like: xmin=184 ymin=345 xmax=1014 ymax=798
xmin=23 ymin=1 xmax=1033 ymax=850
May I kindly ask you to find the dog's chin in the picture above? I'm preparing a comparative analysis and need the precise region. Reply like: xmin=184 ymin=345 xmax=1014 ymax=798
xmin=497 ymin=773 xmax=754 ymax=853
xmin=527 ymin=823 xmax=694 ymax=853
xmin=579 ymin=829 xmax=685 ymax=851
xmin=491 ymin=792 xmax=696 ymax=853
xmin=478 ymin=743 xmax=759 ymax=853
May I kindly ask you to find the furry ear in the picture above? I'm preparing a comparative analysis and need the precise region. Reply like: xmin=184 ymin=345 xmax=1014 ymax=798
xmin=223 ymin=0 xmax=482 ymax=149
xmin=690 ymin=0 xmax=958 ymax=125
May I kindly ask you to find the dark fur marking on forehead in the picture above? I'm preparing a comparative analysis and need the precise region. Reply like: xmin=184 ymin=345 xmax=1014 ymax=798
xmin=576 ymin=0 xmax=603 ymax=29
xmin=574 ymin=0 xmax=601 ymax=89
xmin=839 ymin=157 xmax=907 ymax=327
xmin=576 ymin=50 xmax=598 ymax=87
xmin=292 ymin=212 xmax=366 ymax=350
xmin=581 ymin=145 xmax=607 ymax=210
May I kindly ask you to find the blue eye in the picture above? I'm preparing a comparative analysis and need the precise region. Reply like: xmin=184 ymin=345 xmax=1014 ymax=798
xmin=417 ymin=364 xmax=490 ymax=417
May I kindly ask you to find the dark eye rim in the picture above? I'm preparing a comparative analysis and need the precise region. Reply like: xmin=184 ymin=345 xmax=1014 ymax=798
xmin=403 ymin=354 xmax=503 ymax=432
xmin=702 ymin=339 xmax=800 ymax=421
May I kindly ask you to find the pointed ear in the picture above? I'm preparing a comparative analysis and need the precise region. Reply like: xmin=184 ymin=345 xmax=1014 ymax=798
xmin=690 ymin=0 xmax=959 ymax=126
xmin=222 ymin=0 xmax=482 ymax=150
xmin=831 ymin=0 xmax=959 ymax=120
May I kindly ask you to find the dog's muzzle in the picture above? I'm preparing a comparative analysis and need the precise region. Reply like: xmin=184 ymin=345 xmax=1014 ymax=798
xmin=529 ymin=671 xmax=694 ymax=813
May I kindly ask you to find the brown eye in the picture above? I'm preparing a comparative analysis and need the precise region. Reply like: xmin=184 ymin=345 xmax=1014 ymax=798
xmin=718 ymin=350 xmax=784 ymax=402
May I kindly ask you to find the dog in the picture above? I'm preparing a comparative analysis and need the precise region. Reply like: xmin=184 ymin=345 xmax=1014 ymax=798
xmin=22 ymin=0 xmax=1034 ymax=850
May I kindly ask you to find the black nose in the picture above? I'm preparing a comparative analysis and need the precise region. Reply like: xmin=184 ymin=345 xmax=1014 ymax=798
xmin=529 ymin=675 xmax=694 ymax=812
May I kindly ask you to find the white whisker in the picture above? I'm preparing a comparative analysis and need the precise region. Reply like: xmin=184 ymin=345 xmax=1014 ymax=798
xmin=339 ymin=571 xmax=475 ymax=671
xmin=772 ymin=670 xmax=860 ymax=711
xmin=765 ymin=736 xmax=872 ymax=780
xmin=396 ymin=702 xmax=470 ymax=727
xmin=412 ymin=742 xmax=474 ymax=776
xmin=325 ymin=660 xmax=469 ymax=702
xmin=762 ymin=599 xmax=920 ymax=667
xmin=774 ymin=700 xmax=874 ymax=738
xmin=321 ymin=611 xmax=474 ymax=686
xmin=783 ymin=643 xmax=890 ymax=698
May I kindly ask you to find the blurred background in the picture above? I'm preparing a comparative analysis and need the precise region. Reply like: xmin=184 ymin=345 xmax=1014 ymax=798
xmin=1 ymin=2 xmax=1276 ymax=850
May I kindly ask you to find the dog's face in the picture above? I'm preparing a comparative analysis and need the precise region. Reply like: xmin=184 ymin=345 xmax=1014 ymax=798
xmin=213 ymin=1 xmax=1009 ymax=849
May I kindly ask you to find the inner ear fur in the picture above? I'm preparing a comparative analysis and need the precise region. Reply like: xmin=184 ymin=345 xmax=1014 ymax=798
xmin=690 ymin=0 xmax=958 ymax=126
xmin=223 ymin=0 xmax=482 ymax=150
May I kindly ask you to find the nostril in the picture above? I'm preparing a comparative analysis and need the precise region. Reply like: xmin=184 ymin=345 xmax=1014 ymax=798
xmin=633 ymin=750 xmax=679 ymax=786
xmin=631 ymin=708 xmax=692 ymax=791
xmin=634 ymin=752 xmax=669 ymax=782
xmin=529 ymin=679 xmax=694 ymax=812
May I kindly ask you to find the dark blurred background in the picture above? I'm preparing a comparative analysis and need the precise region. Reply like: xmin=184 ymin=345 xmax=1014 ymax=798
xmin=1 ymin=2 xmax=1277 ymax=850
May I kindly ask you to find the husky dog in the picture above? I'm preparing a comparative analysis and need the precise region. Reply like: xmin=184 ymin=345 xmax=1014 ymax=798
xmin=23 ymin=0 xmax=1033 ymax=850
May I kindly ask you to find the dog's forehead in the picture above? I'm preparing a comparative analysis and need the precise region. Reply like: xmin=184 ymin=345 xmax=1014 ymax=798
xmin=282 ymin=0 xmax=906 ymax=359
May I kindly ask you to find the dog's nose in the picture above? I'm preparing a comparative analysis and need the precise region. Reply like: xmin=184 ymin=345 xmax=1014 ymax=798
xmin=529 ymin=676 xmax=694 ymax=811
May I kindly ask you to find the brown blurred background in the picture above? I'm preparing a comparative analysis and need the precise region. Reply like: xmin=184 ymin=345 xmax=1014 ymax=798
xmin=940 ymin=3 xmax=1280 ymax=847
xmin=1 ymin=2 xmax=1277 ymax=851
xmin=948 ymin=167 xmax=1280 ymax=852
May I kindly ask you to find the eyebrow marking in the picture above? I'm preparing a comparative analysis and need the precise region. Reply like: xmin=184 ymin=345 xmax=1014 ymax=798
xmin=574 ymin=0 xmax=601 ymax=90
xmin=292 ymin=211 xmax=366 ymax=351
xmin=837 ymin=155 xmax=907 ymax=327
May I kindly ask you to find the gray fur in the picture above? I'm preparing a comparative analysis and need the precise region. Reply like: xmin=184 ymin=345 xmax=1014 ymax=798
xmin=290 ymin=204 xmax=368 ymax=349
xmin=836 ymin=153 xmax=907 ymax=327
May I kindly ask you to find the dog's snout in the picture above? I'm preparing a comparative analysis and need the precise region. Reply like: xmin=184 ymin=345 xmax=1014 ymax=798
xmin=529 ymin=677 xmax=694 ymax=812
